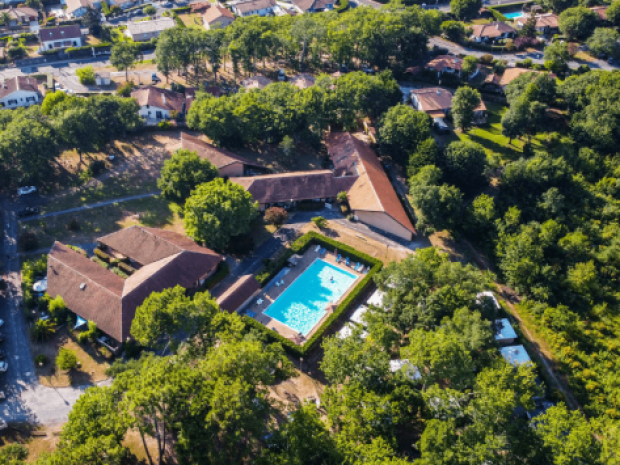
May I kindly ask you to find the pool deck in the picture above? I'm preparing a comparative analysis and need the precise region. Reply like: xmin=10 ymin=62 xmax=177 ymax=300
xmin=243 ymin=248 xmax=365 ymax=344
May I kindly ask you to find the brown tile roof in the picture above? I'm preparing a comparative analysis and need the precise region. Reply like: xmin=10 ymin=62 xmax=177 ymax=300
xmin=181 ymin=132 xmax=265 ymax=170
xmin=233 ymin=0 xmax=276 ymax=14
xmin=47 ymin=242 xmax=124 ymax=341
xmin=521 ymin=13 xmax=559 ymax=29
xmin=216 ymin=275 xmax=260 ymax=313
xmin=411 ymin=87 xmax=486 ymax=114
xmin=0 ymin=76 xmax=39 ymax=99
xmin=49 ymin=228 xmax=224 ymax=342
xmin=203 ymin=4 xmax=234 ymax=23
xmin=232 ymin=170 xmax=356 ymax=205
xmin=425 ymin=55 xmax=463 ymax=72
xmin=98 ymin=225 xmax=221 ymax=267
xmin=241 ymin=75 xmax=273 ymax=90
xmin=499 ymin=67 xmax=541 ymax=87
xmin=1 ymin=7 xmax=38 ymax=21
xmin=470 ymin=21 xmax=515 ymax=39
xmin=290 ymin=73 xmax=315 ymax=89
xmin=190 ymin=1 xmax=212 ymax=12
xmin=326 ymin=132 xmax=416 ymax=234
xmin=291 ymin=0 xmax=332 ymax=12
xmin=131 ymin=86 xmax=186 ymax=112
xmin=39 ymin=25 xmax=82 ymax=41
xmin=590 ymin=5 xmax=607 ymax=20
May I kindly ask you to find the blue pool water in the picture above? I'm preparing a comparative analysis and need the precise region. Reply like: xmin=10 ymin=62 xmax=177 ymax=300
xmin=504 ymin=11 xmax=524 ymax=19
xmin=264 ymin=259 xmax=358 ymax=335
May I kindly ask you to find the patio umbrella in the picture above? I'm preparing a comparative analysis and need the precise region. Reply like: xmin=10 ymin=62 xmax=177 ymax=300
xmin=32 ymin=277 xmax=47 ymax=293
xmin=74 ymin=316 xmax=88 ymax=330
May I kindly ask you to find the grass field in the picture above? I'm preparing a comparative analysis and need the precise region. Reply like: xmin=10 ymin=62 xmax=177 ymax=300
xmin=20 ymin=196 xmax=183 ymax=252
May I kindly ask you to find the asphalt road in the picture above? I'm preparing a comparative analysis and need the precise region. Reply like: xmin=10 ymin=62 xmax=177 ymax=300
xmin=0 ymin=196 xmax=100 ymax=426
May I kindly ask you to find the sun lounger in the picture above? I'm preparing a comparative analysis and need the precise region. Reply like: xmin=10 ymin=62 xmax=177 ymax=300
xmin=355 ymin=262 xmax=361 ymax=271
xmin=337 ymin=254 xmax=342 ymax=263
xmin=320 ymin=247 xmax=326 ymax=255
xmin=315 ymin=245 xmax=321 ymax=252
xmin=364 ymin=267 xmax=369 ymax=274
xmin=247 ymin=311 xmax=255 ymax=318
xmin=276 ymin=282 xmax=281 ymax=287
xmin=346 ymin=257 xmax=350 ymax=266
xmin=257 ymin=298 xmax=263 ymax=305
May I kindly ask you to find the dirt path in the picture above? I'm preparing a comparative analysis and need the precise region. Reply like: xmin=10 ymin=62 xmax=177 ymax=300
xmin=460 ymin=238 xmax=581 ymax=411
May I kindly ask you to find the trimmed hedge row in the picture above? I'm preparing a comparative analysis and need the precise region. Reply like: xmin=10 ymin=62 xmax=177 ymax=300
xmin=67 ymin=244 xmax=88 ymax=257
xmin=94 ymin=247 xmax=111 ymax=263
xmin=111 ymin=267 xmax=129 ymax=279
xmin=172 ymin=6 xmax=191 ymax=13
xmin=66 ymin=43 xmax=112 ymax=53
xmin=244 ymin=231 xmax=383 ymax=356
xmin=91 ymin=255 xmax=109 ymax=269
xmin=118 ymin=261 xmax=136 ymax=275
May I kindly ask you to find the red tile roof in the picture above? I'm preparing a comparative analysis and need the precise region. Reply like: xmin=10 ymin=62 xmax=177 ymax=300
xmin=39 ymin=25 xmax=81 ymax=41
xmin=131 ymin=86 xmax=186 ymax=112
xmin=181 ymin=132 xmax=265 ymax=170
xmin=411 ymin=87 xmax=486 ymax=114
xmin=590 ymin=5 xmax=607 ymax=20
xmin=470 ymin=21 xmax=515 ymax=39
xmin=203 ymin=4 xmax=234 ymax=23
xmin=425 ymin=55 xmax=463 ymax=72
xmin=216 ymin=275 xmax=260 ymax=313
xmin=326 ymin=132 xmax=416 ymax=235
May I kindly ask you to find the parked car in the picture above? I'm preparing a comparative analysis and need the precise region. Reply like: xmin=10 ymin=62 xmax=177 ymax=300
xmin=433 ymin=117 xmax=450 ymax=134
xmin=362 ymin=64 xmax=374 ymax=75
xmin=0 ymin=362 xmax=8 ymax=373
xmin=152 ymin=72 xmax=162 ymax=84
xmin=608 ymin=57 xmax=615 ymax=65
xmin=162 ymin=1 xmax=172 ymax=6
xmin=278 ymin=68 xmax=286 ymax=81
xmin=17 ymin=186 xmax=36 ymax=196
xmin=17 ymin=207 xmax=39 ymax=217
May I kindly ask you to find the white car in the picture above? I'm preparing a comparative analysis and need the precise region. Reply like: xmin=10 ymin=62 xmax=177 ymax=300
xmin=17 ymin=186 xmax=36 ymax=196
xmin=0 ymin=362 xmax=8 ymax=373
xmin=0 ymin=419 xmax=7 ymax=431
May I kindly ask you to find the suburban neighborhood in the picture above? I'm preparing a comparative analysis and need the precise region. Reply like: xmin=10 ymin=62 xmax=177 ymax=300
xmin=0 ymin=0 xmax=618 ymax=462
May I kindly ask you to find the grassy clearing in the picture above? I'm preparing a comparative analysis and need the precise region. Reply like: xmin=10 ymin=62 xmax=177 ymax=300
xmin=455 ymin=101 xmax=545 ymax=161
xmin=31 ymin=326 xmax=112 ymax=388
xmin=180 ymin=12 xmax=204 ymax=27
xmin=20 ymin=195 xmax=183 ymax=251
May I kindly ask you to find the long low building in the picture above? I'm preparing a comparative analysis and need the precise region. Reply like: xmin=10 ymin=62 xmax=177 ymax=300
xmin=181 ymin=133 xmax=267 ymax=177
xmin=47 ymin=226 xmax=223 ymax=342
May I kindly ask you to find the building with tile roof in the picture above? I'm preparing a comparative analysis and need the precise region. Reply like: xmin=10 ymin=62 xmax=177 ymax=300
xmin=181 ymin=132 xmax=268 ymax=177
xmin=231 ymin=0 xmax=276 ymax=16
xmin=410 ymin=87 xmax=487 ymax=122
xmin=516 ymin=13 xmax=559 ymax=34
xmin=47 ymin=227 xmax=223 ymax=342
xmin=202 ymin=5 xmax=235 ymax=29
xmin=470 ymin=21 xmax=516 ymax=42
xmin=38 ymin=25 xmax=83 ymax=51
xmin=291 ymin=0 xmax=334 ymax=13
xmin=131 ymin=85 xmax=189 ymax=122
xmin=590 ymin=5 xmax=607 ymax=20
xmin=326 ymin=132 xmax=416 ymax=241
xmin=215 ymin=275 xmax=261 ymax=313
xmin=241 ymin=75 xmax=273 ymax=90
xmin=0 ymin=76 xmax=40 ymax=109
xmin=125 ymin=17 xmax=175 ymax=41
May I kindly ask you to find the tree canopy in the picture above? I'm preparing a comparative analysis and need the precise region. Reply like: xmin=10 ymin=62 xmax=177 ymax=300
xmin=158 ymin=149 xmax=219 ymax=204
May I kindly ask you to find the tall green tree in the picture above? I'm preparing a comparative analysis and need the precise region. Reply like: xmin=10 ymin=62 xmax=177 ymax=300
xmin=111 ymin=42 xmax=142 ymax=82
xmin=158 ymin=149 xmax=219 ymax=203
xmin=378 ymin=104 xmax=432 ymax=166
xmin=450 ymin=0 xmax=482 ymax=20
xmin=184 ymin=178 xmax=258 ymax=250
xmin=451 ymin=86 xmax=481 ymax=132
xmin=558 ymin=7 xmax=597 ymax=40
xmin=441 ymin=140 xmax=488 ymax=194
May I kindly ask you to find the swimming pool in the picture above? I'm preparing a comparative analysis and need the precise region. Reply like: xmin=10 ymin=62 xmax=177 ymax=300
xmin=264 ymin=259 xmax=358 ymax=336
xmin=504 ymin=11 xmax=524 ymax=19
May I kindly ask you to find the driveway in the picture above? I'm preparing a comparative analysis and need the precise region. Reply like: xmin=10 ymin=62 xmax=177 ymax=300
xmin=0 ymin=197 xmax=101 ymax=426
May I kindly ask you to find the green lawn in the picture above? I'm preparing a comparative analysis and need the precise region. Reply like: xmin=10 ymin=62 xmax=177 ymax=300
xmin=455 ymin=101 xmax=544 ymax=162
xmin=20 ymin=196 xmax=183 ymax=251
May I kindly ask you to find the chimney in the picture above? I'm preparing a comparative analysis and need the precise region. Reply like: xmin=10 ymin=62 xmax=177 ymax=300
xmin=496 ymin=22 xmax=499 ymax=29
xmin=162 ymin=94 xmax=166 ymax=105
xmin=436 ymin=89 xmax=440 ymax=95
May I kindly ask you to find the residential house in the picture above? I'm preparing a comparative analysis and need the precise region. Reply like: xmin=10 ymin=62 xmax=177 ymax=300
xmin=291 ymin=0 xmax=334 ymax=14
xmin=516 ymin=13 xmax=559 ymax=34
xmin=0 ymin=6 xmax=38 ymax=26
xmin=47 ymin=227 xmax=223 ymax=343
xmin=64 ymin=0 xmax=100 ymax=18
xmin=230 ymin=0 xmax=277 ymax=17
xmin=410 ymin=87 xmax=487 ymax=124
xmin=215 ymin=275 xmax=261 ymax=314
xmin=470 ymin=21 xmax=516 ymax=43
xmin=241 ymin=74 xmax=273 ymax=90
xmin=289 ymin=73 xmax=315 ymax=89
xmin=113 ymin=0 xmax=143 ymax=10
xmin=326 ymin=132 xmax=416 ymax=241
xmin=0 ymin=76 xmax=40 ymax=109
xmin=590 ymin=5 xmax=607 ymax=21
xmin=232 ymin=170 xmax=356 ymax=210
xmin=38 ymin=25 xmax=82 ymax=51
xmin=190 ymin=1 xmax=212 ymax=12
xmin=96 ymin=72 xmax=111 ymax=86
xmin=181 ymin=132 xmax=268 ymax=177
xmin=124 ymin=17 xmax=175 ymax=41
xmin=202 ymin=5 xmax=235 ymax=29
xmin=131 ymin=85 xmax=188 ymax=122
xmin=425 ymin=55 xmax=470 ymax=78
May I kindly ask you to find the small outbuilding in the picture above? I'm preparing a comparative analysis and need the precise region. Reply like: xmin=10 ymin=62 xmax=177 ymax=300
xmin=500 ymin=345 xmax=532 ymax=366
xmin=494 ymin=318 xmax=518 ymax=345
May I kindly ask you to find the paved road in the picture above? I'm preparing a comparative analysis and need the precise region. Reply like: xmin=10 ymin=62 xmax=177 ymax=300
xmin=0 ymin=197 xmax=102 ymax=426
xmin=429 ymin=37 xmax=617 ymax=71
xmin=20 ymin=192 xmax=160 ymax=222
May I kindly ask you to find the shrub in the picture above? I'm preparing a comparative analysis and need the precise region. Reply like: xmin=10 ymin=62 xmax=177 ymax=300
xmin=31 ymin=319 xmax=55 ymax=341
xmin=56 ymin=348 xmax=78 ymax=371
xmin=247 ymin=231 xmax=382 ymax=356
xmin=110 ymin=4 xmax=121 ymax=14
xmin=48 ymin=295 xmax=67 ymax=321
xmin=479 ymin=53 xmax=494 ymax=64
xmin=88 ymin=159 xmax=106 ymax=177
xmin=94 ymin=248 xmax=111 ymax=263
xmin=347 ymin=214 xmax=355 ymax=221
xmin=67 ymin=244 xmax=88 ymax=256
xmin=143 ymin=4 xmax=156 ymax=14
xmin=117 ymin=80 xmax=134 ymax=97
xmin=66 ymin=217 xmax=80 ymax=231
xmin=101 ymin=0 xmax=110 ymax=14
xmin=19 ymin=230 xmax=39 ymax=251
xmin=312 ymin=216 xmax=328 ymax=229
xmin=118 ymin=261 xmax=136 ymax=274
xmin=336 ymin=0 xmax=349 ymax=12
xmin=91 ymin=256 xmax=109 ymax=269
xmin=264 ymin=207 xmax=288 ymax=228
xmin=158 ymin=120 xmax=172 ymax=129
xmin=171 ymin=11 xmax=185 ymax=27
xmin=111 ymin=267 xmax=129 ymax=279
xmin=76 ymin=65 xmax=96 ymax=85
xmin=34 ymin=354 xmax=48 ymax=366
xmin=169 ymin=109 xmax=179 ymax=120
xmin=172 ymin=6 xmax=191 ymax=12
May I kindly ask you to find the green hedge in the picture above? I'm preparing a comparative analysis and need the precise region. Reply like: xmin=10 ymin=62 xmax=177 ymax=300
xmin=244 ymin=231 xmax=383 ymax=356
xmin=172 ymin=6 xmax=191 ymax=13
xmin=94 ymin=248 xmax=111 ymax=263
xmin=91 ymin=255 xmax=109 ymax=269
xmin=487 ymin=8 xmax=510 ymax=22
xmin=67 ymin=245 xmax=88 ymax=257
xmin=256 ymin=233 xmax=317 ymax=285
xmin=111 ymin=267 xmax=129 ymax=279
xmin=336 ymin=0 xmax=349 ymax=13
xmin=101 ymin=0 xmax=111 ymax=15
xmin=118 ymin=261 xmax=136 ymax=275
xmin=204 ymin=261 xmax=230 ymax=290
xmin=66 ymin=43 xmax=112 ymax=53
xmin=172 ymin=11 xmax=185 ymax=28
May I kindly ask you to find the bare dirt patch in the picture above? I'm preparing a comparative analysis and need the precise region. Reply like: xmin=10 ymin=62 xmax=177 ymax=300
xmin=30 ymin=326 xmax=112 ymax=388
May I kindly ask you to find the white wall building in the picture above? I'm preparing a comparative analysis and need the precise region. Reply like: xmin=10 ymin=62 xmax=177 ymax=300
xmin=38 ymin=25 xmax=83 ymax=51
xmin=230 ymin=0 xmax=277 ymax=17
xmin=0 ymin=77 xmax=41 ymax=109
